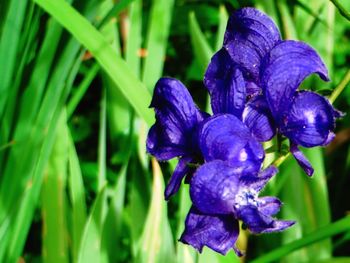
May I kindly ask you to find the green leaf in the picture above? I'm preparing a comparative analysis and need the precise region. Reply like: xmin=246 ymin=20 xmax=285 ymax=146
xmin=42 ymin=110 xmax=69 ymax=263
xmin=136 ymin=159 xmax=175 ymax=263
xmin=142 ymin=0 xmax=175 ymax=92
xmin=330 ymin=0 xmax=350 ymax=21
xmin=33 ymin=0 xmax=154 ymax=126
xmin=251 ymin=216 xmax=350 ymax=263
xmin=189 ymin=11 xmax=213 ymax=75
xmin=101 ymin=163 xmax=129 ymax=263
xmin=125 ymin=0 xmax=142 ymax=77
xmin=68 ymin=132 xmax=87 ymax=262
xmin=77 ymin=186 xmax=107 ymax=263
xmin=0 ymin=0 xmax=28 ymax=116
xmin=215 ymin=5 xmax=228 ymax=51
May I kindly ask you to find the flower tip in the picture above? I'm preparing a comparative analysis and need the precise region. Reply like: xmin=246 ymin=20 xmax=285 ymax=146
xmin=233 ymin=246 xmax=244 ymax=257
xmin=334 ymin=108 xmax=345 ymax=118
xmin=164 ymin=186 xmax=174 ymax=201
xmin=305 ymin=167 xmax=314 ymax=177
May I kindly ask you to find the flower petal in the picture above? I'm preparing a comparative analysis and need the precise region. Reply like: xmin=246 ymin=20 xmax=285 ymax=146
xmin=238 ymin=205 xmax=294 ymax=234
xmin=204 ymin=48 xmax=246 ymax=117
xmin=281 ymin=91 xmax=339 ymax=148
xmin=224 ymin=36 xmax=263 ymax=83
xmin=223 ymin=8 xmax=281 ymax=83
xmin=199 ymin=114 xmax=264 ymax=173
xmin=290 ymin=143 xmax=314 ymax=176
xmin=146 ymin=78 xmax=206 ymax=160
xmin=260 ymin=220 xmax=295 ymax=233
xmin=165 ymin=156 xmax=193 ymax=200
xmin=239 ymin=166 xmax=278 ymax=192
xmin=147 ymin=125 xmax=185 ymax=160
xmin=258 ymin=196 xmax=282 ymax=216
xmin=243 ymin=95 xmax=276 ymax=142
xmin=190 ymin=160 xmax=239 ymax=215
xmin=261 ymin=40 xmax=329 ymax=122
xmin=180 ymin=207 xmax=240 ymax=255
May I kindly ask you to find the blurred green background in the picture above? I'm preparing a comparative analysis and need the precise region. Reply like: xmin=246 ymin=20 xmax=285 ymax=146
xmin=0 ymin=0 xmax=349 ymax=262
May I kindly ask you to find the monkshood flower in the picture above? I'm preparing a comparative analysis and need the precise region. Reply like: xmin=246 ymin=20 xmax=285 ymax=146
xmin=260 ymin=41 xmax=342 ymax=175
xmin=205 ymin=7 xmax=341 ymax=175
xmin=204 ymin=48 xmax=275 ymax=142
xmin=180 ymin=115 xmax=294 ymax=255
xmin=146 ymin=76 xmax=268 ymax=200
xmin=146 ymin=77 xmax=208 ymax=200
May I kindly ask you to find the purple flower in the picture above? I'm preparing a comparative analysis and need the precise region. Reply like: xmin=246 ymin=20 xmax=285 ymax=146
xmin=198 ymin=114 xmax=264 ymax=174
xmin=204 ymin=47 xmax=276 ymax=143
xmin=146 ymin=77 xmax=208 ymax=199
xmin=205 ymin=7 xmax=341 ymax=175
xmin=260 ymin=41 xmax=342 ymax=175
xmin=180 ymin=161 xmax=294 ymax=255
xmin=179 ymin=114 xmax=294 ymax=255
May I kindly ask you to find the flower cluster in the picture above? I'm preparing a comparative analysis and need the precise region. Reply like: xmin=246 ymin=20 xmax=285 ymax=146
xmin=146 ymin=7 xmax=341 ymax=255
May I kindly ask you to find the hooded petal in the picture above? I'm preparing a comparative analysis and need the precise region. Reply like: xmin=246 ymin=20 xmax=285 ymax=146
xmin=165 ymin=156 xmax=194 ymax=200
xmin=281 ymin=91 xmax=339 ymax=148
xmin=146 ymin=78 xmax=206 ymax=160
xmin=180 ymin=207 xmax=240 ymax=255
xmin=204 ymin=48 xmax=246 ymax=117
xmin=290 ymin=143 xmax=314 ymax=176
xmin=261 ymin=41 xmax=329 ymax=122
xmin=190 ymin=160 xmax=240 ymax=215
xmin=239 ymin=165 xmax=278 ymax=192
xmin=224 ymin=36 xmax=263 ymax=83
xmin=243 ymin=95 xmax=276 ymax=142
xmin=199 ymin=114 xmax=264 ymax=173
xmin=223 ymin=8 xmax=281 ymax=83
xmin=237 ymin=205 xmax=294 ymax=234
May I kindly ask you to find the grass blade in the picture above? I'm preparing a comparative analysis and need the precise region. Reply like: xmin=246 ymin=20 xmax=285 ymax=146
xmin=77 ymin=186 xmax=107 ymax=263
xmin=125 ymin=0 xmax=142 ymax=77
xmin=41 ymin=110 xmax=69 ymax=263
xmin=330 ymin=0 xmax=350 ymax=21
xmin=215 ymin=5 xmax=228 ymax=51
xmin=136 ymin=159 xmax=175 ymax=263
xmin=251 ymin=216 xmax=350 ymax=263
xmin=0 ymin=0 xmax=28 ymax=116
xmin=142 ymin=0 xmax=174 ymax=92
xmin=33 ymin=0 xmax=154 ymax=126
xmin=68 ymin=132 xmax=87 ymax=262
xmin=189 ymin=11 xmax=213 ymax=75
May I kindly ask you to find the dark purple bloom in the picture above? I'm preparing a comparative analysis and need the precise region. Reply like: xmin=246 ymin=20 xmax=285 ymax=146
xmin=261 ymin=41 xmax=342 ymax=175
xmin=204 ymin=47 xmax=276 ymax=142
xmin=204 ymin=8 xmax=280 ymax=141
xmin=145 ymin=6 xmax=341 ymax=257
xmin=223 ymin=7 xmax=281 ymax=86
xmin=180 ymin=161 xmax=294 ymax=255
xmin=205 ymin=7 xmax=341 ymax=175
xmin=146 ymin=77 xmax=208 ymax=199
xmin=179 ymin=114 xmax=293 ymax=255
xmin=204 ymin=48 xmax=246 ymax=117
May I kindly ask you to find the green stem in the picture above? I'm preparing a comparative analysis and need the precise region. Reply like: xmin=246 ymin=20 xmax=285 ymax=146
xmin=330 ymin=0 xmax=350 ymax=21
xmin=251 ymin=216 xmax=350 ymax=263
xmin=329 ymin=69 xmax=350 ymax=103
xmin=273 ymin=152 xmax=291 ymax=168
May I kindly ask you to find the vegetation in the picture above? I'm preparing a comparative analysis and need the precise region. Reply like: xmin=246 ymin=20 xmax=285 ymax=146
xmin=0 ymin=0 xmax=349 ymax=262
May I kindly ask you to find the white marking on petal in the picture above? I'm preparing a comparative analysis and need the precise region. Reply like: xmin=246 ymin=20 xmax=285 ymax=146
xmin=239 ymin=149 xmax=248 ymax=161
xmin=304 ymin=110 xmax=316 ymax=124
